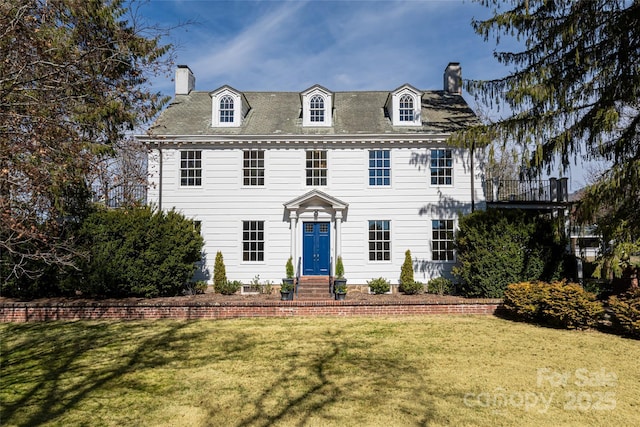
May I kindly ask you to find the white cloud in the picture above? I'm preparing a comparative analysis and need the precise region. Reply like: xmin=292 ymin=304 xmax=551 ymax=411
xmin=150 ymin=0 xmax=515 ymax=94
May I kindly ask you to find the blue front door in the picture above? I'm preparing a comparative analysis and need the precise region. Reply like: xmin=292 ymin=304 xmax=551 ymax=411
xmin=303 ymin=222 xmax=330 ymax=275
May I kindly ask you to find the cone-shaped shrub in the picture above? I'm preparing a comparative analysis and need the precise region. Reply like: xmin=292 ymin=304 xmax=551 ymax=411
xmin=213 ymin=251 xmax=227 ymax=290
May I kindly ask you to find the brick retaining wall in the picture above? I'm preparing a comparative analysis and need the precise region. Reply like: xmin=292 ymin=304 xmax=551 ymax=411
xmin=0 ymin=300 xmax=503 ymax=322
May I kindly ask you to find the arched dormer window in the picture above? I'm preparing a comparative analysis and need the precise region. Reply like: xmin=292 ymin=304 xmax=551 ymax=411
xmin=399 ymin=94 xmax=414 ymax=122
xmin=386 ymin=85 xmax=422 ymax=126
xmin=310 ymin=95 xmax=325 ymax=123
xmin=301 ymin=85 xmax=333 ymax=127
xmin=210 ymin=86 xmax=247 ymax=128
xmin=219 ymin=95 xmax=234 ymax=123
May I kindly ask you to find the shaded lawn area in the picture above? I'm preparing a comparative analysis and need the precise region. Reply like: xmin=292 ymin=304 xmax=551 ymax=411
xmin=1 ymin=316 xmax=638 ymax=426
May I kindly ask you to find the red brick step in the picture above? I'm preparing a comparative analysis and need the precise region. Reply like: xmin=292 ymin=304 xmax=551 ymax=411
xmin=296 ymin=276 xmax=332 ymax=300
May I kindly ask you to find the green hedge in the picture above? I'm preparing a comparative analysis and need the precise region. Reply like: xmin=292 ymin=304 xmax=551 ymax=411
xmin=454 ymin=209 xmax=570 ymax=298
xmin=608 ymin=289 xmax=640 ymax=338
xmin=75 ymin=206 xmax=204 ymax=298
xmin=503 ymin=281 xmax=604 ymax=329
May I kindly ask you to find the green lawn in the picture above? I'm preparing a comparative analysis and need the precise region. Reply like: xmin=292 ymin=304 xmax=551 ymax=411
xmin=1 ymin=316 xmax=638 ymax=426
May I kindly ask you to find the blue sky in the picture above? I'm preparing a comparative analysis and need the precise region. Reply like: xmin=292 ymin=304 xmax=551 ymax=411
xmin=138 ymin=0 xmax=592 ymax=190
xmin=140 ymin=0 xmax=510 ymax=104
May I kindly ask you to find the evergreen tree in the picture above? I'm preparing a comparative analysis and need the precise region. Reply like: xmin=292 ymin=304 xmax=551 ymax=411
xmin=0 ymin=0 xmax=173 ymax=283
xmin=400 ymin=250 xmax=414 ymax=285
xmin=213 ymin=251 xmax=227 ymax=289
xmin=457 ymin=0 xmax=639 ymax=279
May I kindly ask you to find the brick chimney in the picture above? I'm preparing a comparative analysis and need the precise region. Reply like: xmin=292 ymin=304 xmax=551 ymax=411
xmin=175 ymin=65 xmax=195 ymax=95
xmin=444 ymin=62 xmax=462 ymax=94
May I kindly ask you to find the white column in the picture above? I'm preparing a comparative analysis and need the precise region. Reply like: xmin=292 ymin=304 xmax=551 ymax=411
xmin=335 ymin=211 xmax=342 ymax=262
xmin=290 ymin=211 xmax=298 ymax=263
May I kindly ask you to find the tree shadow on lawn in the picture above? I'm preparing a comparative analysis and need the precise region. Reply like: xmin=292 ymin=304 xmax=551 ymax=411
xmin=1 ymin=321 xmax=211 ymax=427
xmin=225 ymin=329 xmax=466 ymax=427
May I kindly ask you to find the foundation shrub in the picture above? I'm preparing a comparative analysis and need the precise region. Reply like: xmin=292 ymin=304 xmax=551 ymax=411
xmin=399 ymin=250 xmax=423 ymax=294
xmin=607 ymin=289 xmax=640 ymax=338
xmin=213 ymin=251 xmax=227 ymax=290
xmin=504 ymin=281 xmax=604 ymax=329
xmin=399 ymin=250 xmax=414 ymax=285
xmin=427 ymin=277 xmax=452 ymax=296
xmin=367 ymin=277 xmax=390 ymax=294
xmin=400 ymin=280 xmax=424 ymax=295
xmin=216 ymin=279 xmax=242 ymax=295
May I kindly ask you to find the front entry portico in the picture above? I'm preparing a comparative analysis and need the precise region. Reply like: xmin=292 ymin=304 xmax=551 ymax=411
xmin=284 ymin=190 xmax=348 ymax=277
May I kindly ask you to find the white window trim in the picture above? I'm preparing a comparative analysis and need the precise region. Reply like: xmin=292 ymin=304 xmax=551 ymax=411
xmin=241 ymin=219 xmax=266 ymax=264
xmin=429 ymin=148 xmax=454 ymax=187
xmin=367 ymin=149 xmax=392 ymax=188
xmin=179 ymin=149 xmax=203 ymax=187
xmin=367 ymin=219 xmax=392 ymax=263
xmin=305 ymin=149 xmax=328 ymax=186
xmin=211 ymin=90 xmax=242 ymax=127
xmin=302 ymin=88 xmax=332 ymax=127
xmin=241 ymin=149 xmax=266 ymax=187
xmin=431 ymin=218 xmax=456 ymax=263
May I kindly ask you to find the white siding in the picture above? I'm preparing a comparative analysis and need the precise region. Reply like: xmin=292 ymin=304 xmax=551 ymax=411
xmin=148 ymin=143 xmax=483 ymax=285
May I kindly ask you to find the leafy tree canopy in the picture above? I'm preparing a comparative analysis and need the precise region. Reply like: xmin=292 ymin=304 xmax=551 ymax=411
xmin=0 ymin=0 xmax=173 ymax=282
xmin=456 ymin=0 xmax=639 ymax=278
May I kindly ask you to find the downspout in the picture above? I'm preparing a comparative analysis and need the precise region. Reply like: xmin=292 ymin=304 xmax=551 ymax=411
xmin=470 ymin=142 xmax=475 ymax=212
xmin=158 ymin=145 xmax=163 ymax=211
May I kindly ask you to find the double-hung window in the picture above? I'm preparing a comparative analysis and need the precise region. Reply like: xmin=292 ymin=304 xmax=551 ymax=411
xmin=180 ymin=150 xmax=202 ymax=186
xmin=432 ymin=219 xmax=454 ymax=261
xmin=310 ymin=95 xmax=325 ymax=123
xmin=219 ymin=95 xmax=234 ymax=123
xmin=243 ymin=150 xmax=264 ymax=186
xmin=399 ymin=94 xmax=414 ymax=122
xmin=430 ymin=149 xmax=453 ymax=185
xmin=306 ymin=150 xmax=327 ymax=186
xmin=369 ymin=220 xmax=390 ymax=261
xmin=242 ymin=221 xmax=264 ymax=262
xmin=369 ymin=150 xmax=390 ymax=186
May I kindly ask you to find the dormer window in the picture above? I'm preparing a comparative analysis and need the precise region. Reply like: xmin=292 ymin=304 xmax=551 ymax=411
xmin=399 ymin=95 xmax=414 ymax=122
xmin=219 ymin=95 xmax=234 ymax=123
xmin=301 ymin=85 xmax=333 ymax=127
xmin=310 ymin=95 xmax=325 ymax=123
xmin=210 ymin=86 xmax=249 ymax=127
xmin=386 ymin=84 xmax=422 ymax=126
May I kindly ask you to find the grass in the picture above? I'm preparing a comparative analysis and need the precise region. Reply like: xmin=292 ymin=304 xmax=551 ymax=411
xmin=1 ymin=316 xmax=639 ymax=426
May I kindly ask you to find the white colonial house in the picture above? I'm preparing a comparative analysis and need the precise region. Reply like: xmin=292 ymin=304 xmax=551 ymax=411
xmin=136 ymin=63 xmax=484 ymax=287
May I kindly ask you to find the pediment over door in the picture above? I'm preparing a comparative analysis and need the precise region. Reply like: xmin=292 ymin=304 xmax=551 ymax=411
xmin=284 ymin=190 xmax=348 ymax=219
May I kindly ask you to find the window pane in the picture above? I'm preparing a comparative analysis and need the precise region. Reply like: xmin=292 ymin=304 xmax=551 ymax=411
xmin=242 ymin=221 xmax=265 ymax=262
xmin=368 ymin=220 xmax=390 ymax=262
xmin=430 ymin=149 xmax=453 ymax=186
xmin=180 ymin=151 xmax=202 ymax=187
xmin=306 ymin=150 xmax=327 ymax=186
xmin=243 ymin=150 xmax=264 ymax=186
xmin=432 ymin=219 xmax=455 ymax=261
xmin=369 ymin=150 xmax=390 ymax=186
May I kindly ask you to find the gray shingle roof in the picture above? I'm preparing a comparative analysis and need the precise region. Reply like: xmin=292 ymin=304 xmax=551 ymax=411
xmin=148 ymin=90 xmax=479 ymax=136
